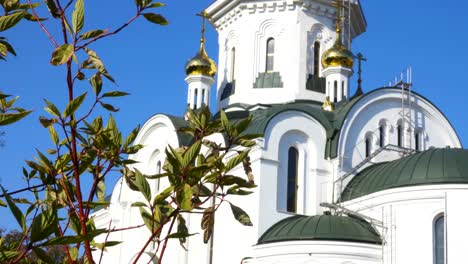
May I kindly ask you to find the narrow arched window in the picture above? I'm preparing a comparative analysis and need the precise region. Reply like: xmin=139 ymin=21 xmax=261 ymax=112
xmin=201 ymin=89 xmax=206 ymax=107
xmin=266 ymin=38 xmax=275 ymax=72
xmin=334 ymin=81 xmax=338 ymax=102
xmin=379 ymin=125 xmax=385 ymax=147
xmin=434 ymin=214 xmax=445 ymax=264
xmin=365 ymin=137 xmax=372 ymax=158
xmin=313 ymin=41 xmax=320 ymax=76
xmin=342 ymin=81 xmax=345 ymax=100
xmin=287 ymin=147 xmax=299 ymax=213
xmin=194 ymin=89 xmax=198 ymax=110
xmin=230 ymin=47 xmax=236 ymax=81
xmin=397 ymin=124 xmax=403 ymax=147
xmin=415 ymin=131 xmax=421 ymax=151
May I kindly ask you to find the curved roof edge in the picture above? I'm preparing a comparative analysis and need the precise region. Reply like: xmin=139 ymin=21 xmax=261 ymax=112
xmin=341 ymin=148 xmax=468 ymax=201
xmin=258 ymin=214 xmax=382 ymax=245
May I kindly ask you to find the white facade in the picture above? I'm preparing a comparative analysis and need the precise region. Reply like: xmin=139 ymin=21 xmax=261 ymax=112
xmin=92 ymin=1 xmax=468 ymax=264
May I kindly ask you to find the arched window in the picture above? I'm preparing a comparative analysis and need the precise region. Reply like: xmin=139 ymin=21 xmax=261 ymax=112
xmin=266 ymin=38 xmax=275 ymax=72
xmin=287 ymin=147 xmax=299 ymax=213
xmin=365 ymin=137 xmax=372 ymax=158
xmin=230 ymin=47 xmax=236 ymax=81
xmin=434 ymin=214 xmax=445 ymax=264
xmin=379 ymin=125 xmax=385 ymax=147
xmin=415 ymin=131 xmax=421 ymax=151
xmin=201 ymin=89 xmax=205 ymax=107
xmin=334 ymin=81 xmax=338 ymax=102
xmin=342 ymin=81 xmax=345 ymax=100
xmin=397 ymin=123 xmax=403 ymax=147
xmin=156 ymin=161 xmax=161 ymax=174
xmin=194 ymin=89 xmax=198 ymax=110
xmin=313 ymin=41 xmax=320 ymax=76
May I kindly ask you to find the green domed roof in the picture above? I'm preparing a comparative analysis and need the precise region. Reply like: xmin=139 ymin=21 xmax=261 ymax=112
xmin=258 ymin=215 xmax=382 ymax=245
xmin=341 ymin=148 xmax=468 ymax=201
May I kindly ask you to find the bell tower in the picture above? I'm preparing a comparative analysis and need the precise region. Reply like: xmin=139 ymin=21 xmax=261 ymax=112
xmin=205 ymin=0 xmax=366 ymax=110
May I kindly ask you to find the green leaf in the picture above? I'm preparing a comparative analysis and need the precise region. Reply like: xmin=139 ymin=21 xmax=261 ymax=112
xmin=90 ymin=72 xmax=102 ymax=96
xmin=0 ymin=111 xmax=31 ymax=126
xmin=30 ymin=208 xmax=58 ymax=242
xmin=100 ymin=102 xmax=119 ymax=112
xmin=85 ymin=48 xmax=115 ymax=83
xmin=44 ymin=99 xmax=61 ymax=117
xmin=153 ymin=186 xmax=173 ymax=206
xmin=50 ymin=44 xmax=74 ymax=66
xmin=97 ymin=179 xmax=105 ymax=201
xmin=79 ymin=29 xmax=105 ymax=40
xmin=43 ymin=236 xmax=84 ymax=246
xmin=142 ymin=13 xmax=168 ymax=25
xmin=0 ymin=251 xmax=19 ymax=262
xmin=139 ymin=207 xmax=157 ymax=233
xmin=0 ymin=39 xmax=15 ymax=56
xmin=182 ymin=140 xmax=201 ymax=168
xmin=0 ymin=11 xmax=25 ymax=32
xmin=225 ymin=151 xmax=249 ymax=172
xmin=0 ymin=199 xmax=6 ymax=207
xmin=45 ymin=0 xmax=60 ymax=18
xmin=48 ymin=125 xmax=59 ymax=145
xmin=1 ymin=187 xmax=26 ymax=231
xmin=135 ymin=169 xmax=151 ymax=202
xmin=102 ymin=91 xmax=130 ymax=98
xmin=229 ymin=202 xmax=252 ymax=226
xmin=147 ymin=2 xmax=165 ymax=8
xmin=176 ymin=183 xmax=193 ymax=211
xmin=131 ymin=201 xmax=147 ymax=207
xmin=33 ymin=247 xmax=54 ymax=263
xmin=71 ymin=0 xmax=84 ymax=33
xmin=63 ymin=92 xmax=86 ymax=117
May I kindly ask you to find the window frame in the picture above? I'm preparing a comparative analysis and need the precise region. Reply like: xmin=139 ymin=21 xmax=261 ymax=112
xmin=265 ymin=38 xmax=275 ymax=72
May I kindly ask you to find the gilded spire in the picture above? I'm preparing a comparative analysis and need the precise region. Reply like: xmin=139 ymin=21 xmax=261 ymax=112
xmin=185 ymin=10 xmax=217 ymax=77
xmin=321 ymin=0 xmax=354 ymax=69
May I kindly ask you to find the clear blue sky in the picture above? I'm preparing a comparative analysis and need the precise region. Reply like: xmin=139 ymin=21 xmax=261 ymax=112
xmin=1 ymin=0 xmax=467 ymax=230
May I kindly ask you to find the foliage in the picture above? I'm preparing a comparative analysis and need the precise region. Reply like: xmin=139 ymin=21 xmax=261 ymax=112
xmin=0 ymin=0 xmax=258 ymax=263
xmin=0 ymin=229 xmax=66 ymax=263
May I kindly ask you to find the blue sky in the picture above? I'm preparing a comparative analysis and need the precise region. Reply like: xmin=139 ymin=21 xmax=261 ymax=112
xmin=1 ymin=0 xmax=467 ymax=230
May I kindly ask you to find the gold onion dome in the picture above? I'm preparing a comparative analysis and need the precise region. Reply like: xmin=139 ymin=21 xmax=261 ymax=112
xmin=185 ymin=40 xmax=217 ymax=77
xmin=321 ymin=42 xmax=354 ymax=69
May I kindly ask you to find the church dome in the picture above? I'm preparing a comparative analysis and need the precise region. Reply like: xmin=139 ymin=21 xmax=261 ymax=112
xmin=341 ymin=148 xmax=468 ymax=201
xmin=258 ymin=214 xmax=382 ymax=245
xmin=321 ymin=42 xmax=354 ymax=69
xmin=185 ymin=43 xmax=217 ymax=77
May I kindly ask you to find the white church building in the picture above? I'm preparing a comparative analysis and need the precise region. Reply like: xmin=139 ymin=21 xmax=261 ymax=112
xmin=92 ymin=0 xmax=467 ymax=263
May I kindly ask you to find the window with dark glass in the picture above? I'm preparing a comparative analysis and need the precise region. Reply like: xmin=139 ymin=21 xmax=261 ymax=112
xmin=379 ymin=125 xmax=385 ymax=147
xmin=266 ymin=38 xmax=275 ymax=72
xmin=415 ymin=131 xmax=421 ymax=151
xmin=231 ymin=47 xmax=236 ymax=81
xmin=201 ymin=89 xmax=205 ymax=106
xmin=434 ymin=214 xmax=445 ymax=264
xmin=334 ymin=81 xmax=338 ymax=102
xmin=342 ymin=81 xmax=345 ymax=100
xmin=397 ymin=124 xmax=403 ymax=147
xmin=287 ymin=147 xmax=299 ymax=213
xmin=313 ymin=41 xmax=320 ymax=76
xmin=194 ymin=89 xmax=198 ymax=110
xmin=365 ymin=137 xmax=371 ymax=158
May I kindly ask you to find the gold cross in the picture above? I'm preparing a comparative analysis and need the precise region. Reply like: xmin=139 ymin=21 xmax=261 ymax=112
xmin=196 ymin=11 xmax=210 ymax=44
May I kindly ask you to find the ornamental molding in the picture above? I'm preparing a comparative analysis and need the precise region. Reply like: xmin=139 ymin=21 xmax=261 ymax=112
xmin=212 ymin=1 xmax=297 ymax=30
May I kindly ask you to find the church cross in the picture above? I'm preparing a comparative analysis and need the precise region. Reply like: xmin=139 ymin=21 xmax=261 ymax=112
xmin=196 ymin=11 xmax=210 ymax=44
xmin=356 ymin=52 xmax=367 ymax=95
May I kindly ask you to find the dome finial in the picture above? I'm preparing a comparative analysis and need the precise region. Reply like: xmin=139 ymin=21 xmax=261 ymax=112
xmin=185 ymin=10 xmax=217 ymax=77
xmin=321 ymin=0 xmax=354 ymax=69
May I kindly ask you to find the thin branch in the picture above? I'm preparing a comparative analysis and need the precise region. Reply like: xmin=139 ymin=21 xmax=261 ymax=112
xmin=26 ymin=0 xmax=59 ymax=48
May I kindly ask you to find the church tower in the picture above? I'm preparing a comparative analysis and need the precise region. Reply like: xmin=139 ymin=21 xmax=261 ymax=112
xmin=205 ymin=0 xmax=366 ymax=109
xmin=185 ymin=12 xmax=217 ymax=110
xmin=321 ymin=0 xmax=354 ymax=107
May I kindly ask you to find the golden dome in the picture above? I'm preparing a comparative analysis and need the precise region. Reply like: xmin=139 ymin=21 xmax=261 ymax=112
xmin=185 ymin=42 xmax=217 ymax=77
xmin=321 ymin=42 xmax=354 ymax=69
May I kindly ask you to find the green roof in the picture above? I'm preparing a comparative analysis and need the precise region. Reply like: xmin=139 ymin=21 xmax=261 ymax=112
xmin=341 ymin=148 xmax=468 ymax=201
xmin=253 ymin=72 xmax=283 ymax=88
xmin=258 ymin=214 xmax=382 ymax=245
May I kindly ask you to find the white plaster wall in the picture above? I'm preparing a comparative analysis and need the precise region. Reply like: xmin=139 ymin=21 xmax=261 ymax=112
xmin=342 ymin=185 xmax=468 ymax=264
xmin=245 ymin=241 xmax=382 ymax=264
xmin=259 ymin=111 xmax=330 ymax=234
xmin=209 ymin=0 xmax=346 ymax=109
xmin=337 ymin=89 xmax=461 ymax=175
